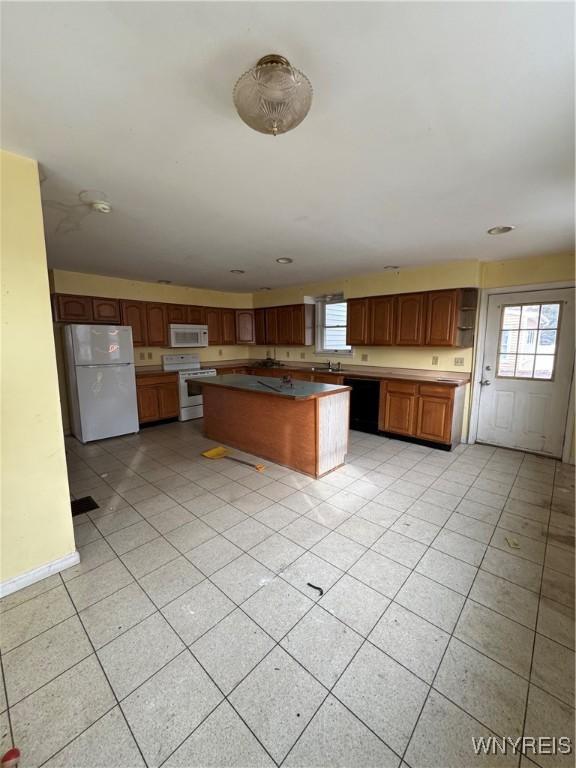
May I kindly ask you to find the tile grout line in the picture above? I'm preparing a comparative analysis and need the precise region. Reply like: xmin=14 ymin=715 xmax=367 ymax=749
xmin=6 ymin=428 xmax=568 ymax=764
xmin=397 ymin=449 xmax=525 ymax=766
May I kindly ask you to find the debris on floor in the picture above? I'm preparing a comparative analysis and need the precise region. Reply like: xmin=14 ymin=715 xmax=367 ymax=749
xmin=306 ymin=582 xmax=324 ymax=596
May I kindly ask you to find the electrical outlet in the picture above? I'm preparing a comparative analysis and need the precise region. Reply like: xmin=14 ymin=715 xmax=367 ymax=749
xmin=266 ymin=349 xmax=271 ymax=357
xmin=431 ymin=355 xmax=439 ymax=366
xmin=218 ymin=349 xmax=223 ymax=356
xmin=454 ymin=356 xmax=465 ymax=367
xmin=139 ymin=352 xmax=145 ymax=361
xmin=361 ymin=353 xmax=368 ymax=362
xmin=147 ymin=352 xmax=153 ymax=360
xmin=286 ymin=351 xmax=290 ymax=358
xmin=300 ymin=352 xmax=305 ymax=359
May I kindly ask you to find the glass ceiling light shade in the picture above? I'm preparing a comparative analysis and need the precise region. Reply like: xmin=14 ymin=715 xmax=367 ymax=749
xmin=233 ymin=54 xmax=313 ymax=136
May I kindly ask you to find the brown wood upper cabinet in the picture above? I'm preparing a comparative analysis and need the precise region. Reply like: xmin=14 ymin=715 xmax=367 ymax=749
xmin=146 ymin=303 xmax=168 ymax=347
xmin=426 ymin=289 xmax=459 ymax=346
xmin=265 ymin=307 xmax=278 ymax=345
xmin=53 ymin=294 xmax=93 ymax=323
xmin=236 ymin=309 xmax=256 ymax=344
xmin=187 ymin=306 xmax=205 ymax=325
xmin=221 ymin=309 xmax=236 ymax=345
xmin=370 ymin=296 xmax=396 ymax=345
xmin=166 ymin=304 xmax=188 ymax=325
xmin=346 ymin=299 xmax=369 ymax=346
xmin=276 ymin=306 xmax=294 ymax=345
xmin=120 ymin=300 xmax=147 ymax=346
xmin=396 ymin=293 xmax=427 ymax=346
xmin=205 ymin=307 xmax=223 ymax=345
xmin=293 ymin=304 xmax=315 ymax=346
xmin=347 ymin=288 xmax=477 ymax=348
xmin=254 ymin=309 xmax=267 ymax=345
xmin=92 ymin=297 xmax=121 ymax=324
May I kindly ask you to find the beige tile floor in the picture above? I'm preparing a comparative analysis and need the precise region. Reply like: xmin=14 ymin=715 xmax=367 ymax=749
xmin=0 ymin=422 xmax=574 ymax=768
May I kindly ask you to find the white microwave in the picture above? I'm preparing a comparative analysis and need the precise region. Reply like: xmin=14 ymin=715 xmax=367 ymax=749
xmin=169 ymin=324 xmax=209 ymax=348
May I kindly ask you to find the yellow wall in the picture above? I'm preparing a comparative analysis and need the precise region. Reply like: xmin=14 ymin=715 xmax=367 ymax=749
xmin=51 ymin=269 xmax=252 ymax=308
xmin=481 ymin=253 xmax=575 ymax=289
xmin=1 ymin=151 xmax=75 ymax=584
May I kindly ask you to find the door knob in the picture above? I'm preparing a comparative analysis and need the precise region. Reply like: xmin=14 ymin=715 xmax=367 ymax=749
xmin=480 ymin=379 xmax=491 ymax=386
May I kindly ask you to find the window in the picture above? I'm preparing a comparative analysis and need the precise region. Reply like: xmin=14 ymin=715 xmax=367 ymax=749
xmin=316 ymin=297 xmax=351 ymax=354
xmin=497 ymin=302 xmax=560 ymax=380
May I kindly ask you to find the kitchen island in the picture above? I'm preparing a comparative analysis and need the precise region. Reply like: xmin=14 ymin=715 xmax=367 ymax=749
xmin=201 ymin=374 xmax=351 ymax=478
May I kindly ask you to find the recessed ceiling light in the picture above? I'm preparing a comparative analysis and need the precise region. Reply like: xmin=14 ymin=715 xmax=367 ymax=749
xmin=487 ymin=225 xmax=515 ymax=235
xmin=259 ymin=287 xmax=272 ymax=291
xmin=157 ymin=279 xmax=172 ymax=284
xmin=230 ymin=269 xmax=245 ymax=274
xmin=276 ymin=258 xmax=293 ymax=264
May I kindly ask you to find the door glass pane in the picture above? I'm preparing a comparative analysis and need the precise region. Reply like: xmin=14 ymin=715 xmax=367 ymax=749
xmin=540 ymin=304 xmax=560 ymax=329
xmin=515 ymin=355 xmax=535 ymax=378
xmin=502 ymin=306 xmax=521 ymax=329
xmin=518 ymin=330 xmax=537 ymax=354
xmin=534 ymin=355 xmax=555 ymax=380
xmin=500 ymin=330 xmax=518 ymax=354
xmin=520 ymin=305 xmax=541 ymax=329
xmin=497 ymin=301 xmax=561 ymax=380
xmin=536 ymin=329 xmax=557 ymax=354
xmin=497 ymin=354 xmax=516 ymax=377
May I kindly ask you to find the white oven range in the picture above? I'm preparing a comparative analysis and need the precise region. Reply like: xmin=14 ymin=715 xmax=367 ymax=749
xmin=162 ymin=354 xmax=217 ymax=421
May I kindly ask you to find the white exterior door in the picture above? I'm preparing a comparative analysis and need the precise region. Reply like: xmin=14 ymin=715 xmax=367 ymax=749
xmin=477 ymin=288 xmax=574 ymax=457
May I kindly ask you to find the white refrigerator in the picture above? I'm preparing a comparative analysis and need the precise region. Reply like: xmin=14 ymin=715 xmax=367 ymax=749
xmin=64 ymin=324 xmax=139 ymax=443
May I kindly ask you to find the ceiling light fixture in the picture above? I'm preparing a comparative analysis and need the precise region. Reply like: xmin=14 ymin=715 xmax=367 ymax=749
xmin=230 ymin=269 xmax=245 ymax=274
xmin=233 ymin=54 xmax=313 ymax=136
xmin=276 ymin=257 xmax=293 ymax=264
xmin=259 ymin=287 xmax=272 ymax=291
xmin=91 ymin=201 xmax=112 ymax=214
xmin=487 ymin=225 xmax=515 ymax=235
xmin=157 ymin=280 xmax=172 ymax=284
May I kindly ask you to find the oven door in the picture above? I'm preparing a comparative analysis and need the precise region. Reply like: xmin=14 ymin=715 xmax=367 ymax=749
xmin=179 ymin=376 xmax=204 ymax=408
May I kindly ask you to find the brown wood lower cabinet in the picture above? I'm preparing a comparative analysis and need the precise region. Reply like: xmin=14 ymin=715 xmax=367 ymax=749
xmin=380 ymin=381 xmax=417 ymax=436
xmin=379 ymin=379 xmax=465 ymax=447
xmin=136 ymin=374 xmax=179 ymax=424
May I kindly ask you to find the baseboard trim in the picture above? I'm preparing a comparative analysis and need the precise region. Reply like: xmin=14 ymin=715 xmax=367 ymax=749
xmin=0 ymin=551 xmax=80 ymax=599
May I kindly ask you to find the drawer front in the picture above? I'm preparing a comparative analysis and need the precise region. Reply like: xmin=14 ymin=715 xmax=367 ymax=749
xmin=136 ymin=374 xmax=178 ymax=387
xmin=384 ymin=380 xmax=418 ymax=395
xmin=419 ymin=383 xmax=455 ymax=398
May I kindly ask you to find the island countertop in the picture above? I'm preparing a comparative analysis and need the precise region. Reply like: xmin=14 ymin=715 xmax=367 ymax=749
xmin=200 ymin=374 xmax=351 ymax=400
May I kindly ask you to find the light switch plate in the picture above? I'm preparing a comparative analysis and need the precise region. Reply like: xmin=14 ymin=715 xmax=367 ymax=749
xmin=147 ymin=352 xmax=153 ymax=360
xmin=218 ymin=349 xmax=223 ymax=356
xmin=431 ymin=355 xmax=439 ymax=366
xmin=286 ymin=351 xmax=290 ymax=358
xmin=454 ymin=356 xmax=465 ymax=366
xmin=361 ymin=354 xmax=368 ymax=362
xmin=139 ymin=352 xmax=145 ymax=361
xmin=300 ymin=352 xmax=305 ymax=359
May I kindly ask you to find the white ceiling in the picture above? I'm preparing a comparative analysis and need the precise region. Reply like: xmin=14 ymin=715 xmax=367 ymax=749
xmin=3 ymin=2 xmax=573 ymax=292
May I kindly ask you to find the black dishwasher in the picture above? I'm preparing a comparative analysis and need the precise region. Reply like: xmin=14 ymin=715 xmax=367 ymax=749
xmin=343 ymin=378 xmax=381 ymax=434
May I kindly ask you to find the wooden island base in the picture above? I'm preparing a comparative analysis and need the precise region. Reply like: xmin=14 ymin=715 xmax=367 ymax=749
xmin=202 ymin=378 xmax=350 ymax=478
